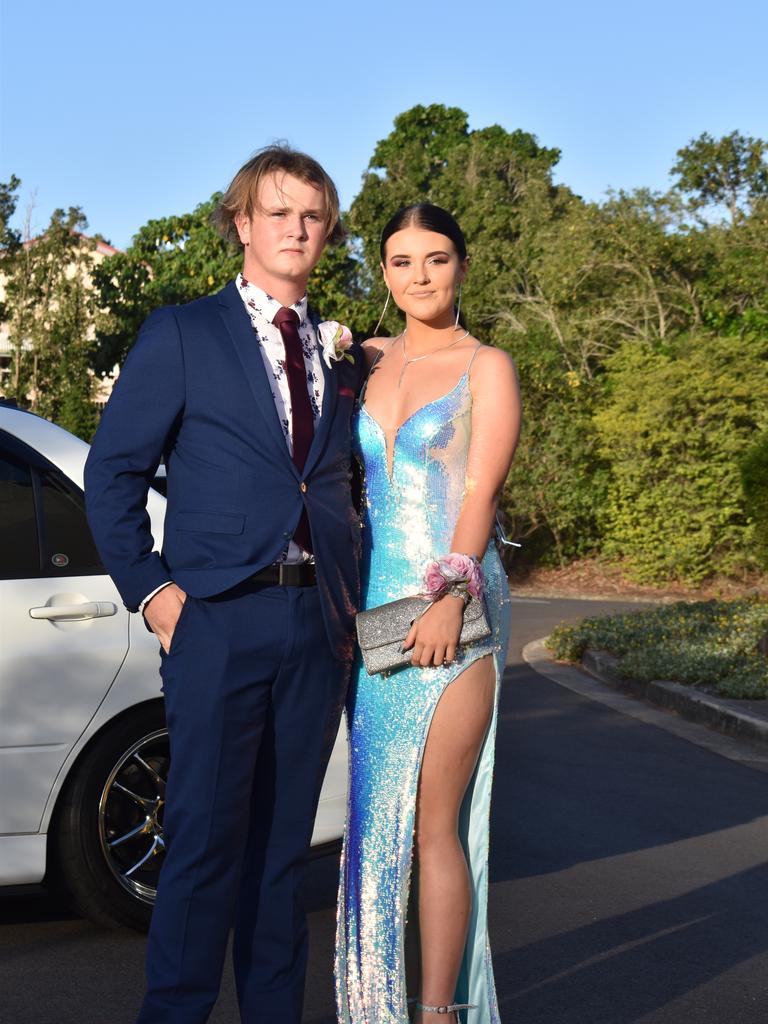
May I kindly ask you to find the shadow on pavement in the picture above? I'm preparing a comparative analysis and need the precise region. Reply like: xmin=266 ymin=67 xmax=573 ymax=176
xmin=491 ymin=663 xmax=768 ymax=881
xmin=496 ymin=861 xmax=768 ymax=1024
xmin=0 ymin=887 xmax=78 ymax=927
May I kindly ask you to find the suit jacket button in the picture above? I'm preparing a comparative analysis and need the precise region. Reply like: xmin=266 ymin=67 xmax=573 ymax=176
xmin=300 ymin=481 xmax=307 ymax=493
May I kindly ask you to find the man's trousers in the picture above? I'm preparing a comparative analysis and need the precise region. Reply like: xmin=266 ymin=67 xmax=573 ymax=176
xmin=136 ymin=581 xmax=347 ymax=1024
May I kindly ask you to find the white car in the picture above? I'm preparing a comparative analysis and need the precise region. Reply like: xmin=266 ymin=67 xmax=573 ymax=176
xmin=0 ymin=402 xmax=348 ymax=929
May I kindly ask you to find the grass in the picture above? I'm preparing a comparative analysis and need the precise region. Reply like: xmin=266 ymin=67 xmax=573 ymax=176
xmin=545 ymin=598 xmax=768 ymax=699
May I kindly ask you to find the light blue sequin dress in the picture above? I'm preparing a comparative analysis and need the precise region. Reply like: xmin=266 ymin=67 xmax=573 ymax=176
xmin=335 ymin=349 xmax=511 ymax=1023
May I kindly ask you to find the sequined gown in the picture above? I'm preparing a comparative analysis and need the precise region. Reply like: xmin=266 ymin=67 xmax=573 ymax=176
xmin=335 ymin=356 xmax=511 ymax=1024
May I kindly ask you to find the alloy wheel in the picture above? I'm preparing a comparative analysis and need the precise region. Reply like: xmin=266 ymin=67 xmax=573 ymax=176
xmin=97 ymin=728 xmax=169 ymax=903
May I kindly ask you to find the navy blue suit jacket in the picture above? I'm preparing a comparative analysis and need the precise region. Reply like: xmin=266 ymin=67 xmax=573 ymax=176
xmin=85 ymin=280 xmax=364 ymax=659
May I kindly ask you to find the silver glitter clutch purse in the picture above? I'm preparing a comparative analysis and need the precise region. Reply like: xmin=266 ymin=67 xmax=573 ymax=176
xmin=356 ymin=595 xmax=491 ymax=676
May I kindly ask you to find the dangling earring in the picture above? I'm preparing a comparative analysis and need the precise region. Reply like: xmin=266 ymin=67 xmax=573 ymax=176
xmin=373 ymin=289 xmax=391 ymax=336
xmin=454 ymin=283 xmax=463 ymax=329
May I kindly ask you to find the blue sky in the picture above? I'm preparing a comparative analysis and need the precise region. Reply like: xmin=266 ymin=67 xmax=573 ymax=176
xmin=2 ymin=0 xmax=766 ymax=250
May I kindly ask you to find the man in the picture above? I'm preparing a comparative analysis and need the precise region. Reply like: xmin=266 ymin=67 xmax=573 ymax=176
xmin=85 ymin=146 xmax=363 ymax=1023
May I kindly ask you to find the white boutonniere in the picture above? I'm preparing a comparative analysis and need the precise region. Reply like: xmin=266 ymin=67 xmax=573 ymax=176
xmin=317 ymin=321 xmax=354 ymax=369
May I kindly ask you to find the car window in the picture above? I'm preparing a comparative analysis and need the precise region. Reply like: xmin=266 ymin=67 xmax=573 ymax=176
xmin=39 ymin=469 xmax=104 ymax=575
xmin=0 ymin=451 xmax=39 ymax=577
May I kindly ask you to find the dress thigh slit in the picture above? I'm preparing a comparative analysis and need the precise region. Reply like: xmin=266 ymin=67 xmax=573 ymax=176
xmin=337 ymin=618 xmax=507 ymax=1024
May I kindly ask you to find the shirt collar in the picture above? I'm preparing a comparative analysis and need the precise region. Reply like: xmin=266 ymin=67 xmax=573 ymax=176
xmin=236 ymin=272 xmax=308 ymax=327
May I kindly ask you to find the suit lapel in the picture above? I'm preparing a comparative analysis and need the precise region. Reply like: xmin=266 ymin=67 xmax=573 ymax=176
xmin=303 ymin=307 xmax=338 ymax=477
xmin=217 ymin=281 xmax=296 ymax=468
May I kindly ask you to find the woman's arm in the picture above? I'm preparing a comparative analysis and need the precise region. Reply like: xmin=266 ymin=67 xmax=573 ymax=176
xmin=405 ymin=346 xmax=521 ymax=667
xmin=450 ymin=346 xmax=521 ymax=556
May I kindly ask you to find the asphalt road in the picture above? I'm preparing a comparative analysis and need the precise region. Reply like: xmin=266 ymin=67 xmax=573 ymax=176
xmin=2 ymin=595 xmax=768 ymax=1024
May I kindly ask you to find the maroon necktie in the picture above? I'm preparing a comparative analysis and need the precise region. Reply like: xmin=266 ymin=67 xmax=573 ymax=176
xmin=273 ymin=306 xmax=314 ymax=553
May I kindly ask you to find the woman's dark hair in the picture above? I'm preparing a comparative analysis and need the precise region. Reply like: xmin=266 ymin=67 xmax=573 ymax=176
xmin=379 ymin=203 xmax=467 ymax=262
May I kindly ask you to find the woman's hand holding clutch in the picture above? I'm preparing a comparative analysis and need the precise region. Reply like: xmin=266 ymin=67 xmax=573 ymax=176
xmin=403 ymin=594 xmax=465 ymax=667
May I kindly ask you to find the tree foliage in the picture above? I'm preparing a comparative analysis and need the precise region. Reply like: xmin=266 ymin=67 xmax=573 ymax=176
xmin=91 ymin=195 xmax=240 ymax=372
xmin=504 ymin=376 xmax=609 ymax=566
xmin=0 ymin=176 xmax=21 ymax=252
xmin=594 ymin=335 xmax=768 ymax=584
xmin=4 ymin=203 xmax=99 ymax=438
xmin=741 ymin=432 xmax=768 ymax=571
xmin=5 ymin=113 xmax=767 ymax=584
xmin=671 ymin=131 xmax=768 ymax=223
xmin=0 ymin=176 xmax=22 ymax=324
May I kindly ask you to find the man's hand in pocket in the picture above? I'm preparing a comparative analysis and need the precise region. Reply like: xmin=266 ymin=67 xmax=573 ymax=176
xmin=144 ymin=584 xmax=187 ymax=654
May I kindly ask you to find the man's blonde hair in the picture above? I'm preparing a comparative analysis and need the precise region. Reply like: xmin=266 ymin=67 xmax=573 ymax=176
xmin=214 ymin=144 xmax=344 ymax=247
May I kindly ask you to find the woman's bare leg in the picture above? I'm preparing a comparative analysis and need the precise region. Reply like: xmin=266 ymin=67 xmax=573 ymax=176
xmin=413 ymin=655 xmax=495 ymax=1022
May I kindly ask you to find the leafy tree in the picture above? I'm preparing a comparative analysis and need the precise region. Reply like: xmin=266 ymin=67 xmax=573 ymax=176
xmin=91 ymin=195 xmax=240 ymax=372
xmin=0 ymin=176 xmax=22 ymax=325
xmin=4 ymin=206 xmax=99 ymax=437
xmin=695 ymin=198 xmax=768 ymax=335
xmin=671 ymin=131 xmax=768 ymax=223
xmin=498 ymin=187 xmax=717 ymax=383
xmin=306 ymin=239 xmax=372 ymax=335
xmin=0 ymin=176 xmax=21 ymax=251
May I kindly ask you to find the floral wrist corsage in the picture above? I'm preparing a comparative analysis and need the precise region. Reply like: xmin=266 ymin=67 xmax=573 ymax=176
xmin=421 ymin=553 xmax=485 ymax=605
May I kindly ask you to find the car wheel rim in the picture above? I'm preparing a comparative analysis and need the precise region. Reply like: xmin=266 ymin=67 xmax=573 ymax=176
xmin=98 ymin=728 xmax=169 ymax=904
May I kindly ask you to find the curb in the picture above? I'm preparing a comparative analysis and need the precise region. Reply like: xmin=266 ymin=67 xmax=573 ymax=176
xmin=508 ymin=589 xmax=668 ymax=604
xmin=581 ymin=648 xmax=768 ymax=749
xmin=523 ymin=639 xmax=768 ymax=773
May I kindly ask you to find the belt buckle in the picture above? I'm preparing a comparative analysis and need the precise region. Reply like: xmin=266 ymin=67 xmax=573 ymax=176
xmin=278 ymin=563 xmax=300 ymax=586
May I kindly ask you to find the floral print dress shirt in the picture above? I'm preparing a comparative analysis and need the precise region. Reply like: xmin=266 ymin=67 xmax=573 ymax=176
xmin=236 ymin=272 xmax=324 ymax=445
xmin=236 ymin=272 xmax=324 ymax=562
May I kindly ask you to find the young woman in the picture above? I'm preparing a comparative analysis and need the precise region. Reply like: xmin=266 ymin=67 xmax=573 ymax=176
xmin=335 ymin=204 xmax=521 ymax=1023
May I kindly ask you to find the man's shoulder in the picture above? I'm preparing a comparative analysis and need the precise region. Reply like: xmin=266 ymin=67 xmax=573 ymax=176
xmin=181 ymin=281 xmax=237 ymax=317
xmin=149 ymin=282 xmax=237 ymax=331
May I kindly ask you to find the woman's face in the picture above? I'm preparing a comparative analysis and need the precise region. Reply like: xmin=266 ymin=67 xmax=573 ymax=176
xmin=381 ymin=226 xmax=466 ymax=326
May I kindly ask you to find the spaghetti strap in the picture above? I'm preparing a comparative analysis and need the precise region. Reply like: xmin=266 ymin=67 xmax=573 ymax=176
xmin=466 ymin=344 xmax=483 ymax=379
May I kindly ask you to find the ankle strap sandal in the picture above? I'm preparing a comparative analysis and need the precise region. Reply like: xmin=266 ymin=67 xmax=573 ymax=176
xmin=416 ymin=1003 xmax=476 ymax=1015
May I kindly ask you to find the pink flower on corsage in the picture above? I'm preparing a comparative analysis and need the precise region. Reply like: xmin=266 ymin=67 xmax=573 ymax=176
xmin=422 ymin=553 xmax=485 ymax=601
xmin=317 ymin=320 xmax=354 ymax=369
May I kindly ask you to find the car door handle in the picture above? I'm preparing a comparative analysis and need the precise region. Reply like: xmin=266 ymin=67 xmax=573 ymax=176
xmin=29 ymin=602 xmax=118 ymax=621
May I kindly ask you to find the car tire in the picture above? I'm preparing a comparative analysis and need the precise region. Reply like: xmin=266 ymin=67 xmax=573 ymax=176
xmin=51 ymin=702 xmax=169 ymax=931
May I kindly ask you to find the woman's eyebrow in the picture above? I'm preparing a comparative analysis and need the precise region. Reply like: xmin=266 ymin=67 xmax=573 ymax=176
xmin=389 ymin=250 xmax=450 ymax=259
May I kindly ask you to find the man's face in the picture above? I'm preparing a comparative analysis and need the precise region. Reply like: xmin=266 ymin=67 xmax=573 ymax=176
xmin=235 ymin=172 xmax=329 ymax=294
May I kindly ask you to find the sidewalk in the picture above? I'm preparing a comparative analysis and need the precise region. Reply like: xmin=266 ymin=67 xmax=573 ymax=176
xmin=579 ymin=648 xmax=768 ymax=749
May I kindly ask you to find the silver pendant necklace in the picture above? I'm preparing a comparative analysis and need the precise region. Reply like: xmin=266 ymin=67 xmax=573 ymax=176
xmin=397 ymin=328 xmax=470 ymax=388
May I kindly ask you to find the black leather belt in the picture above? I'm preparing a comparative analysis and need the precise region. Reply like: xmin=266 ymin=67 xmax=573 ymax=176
xmin=248 ymin=562 xmax=317 ymax=587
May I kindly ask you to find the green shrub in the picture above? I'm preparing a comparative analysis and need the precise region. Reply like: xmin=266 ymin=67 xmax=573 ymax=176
xmin=741 ymin=432 xmax=768 ymax=571
xmin=546 ymin=598 xmax=768 ymax=698
xmin=594 ymin=334 xmax=768 ymax=585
